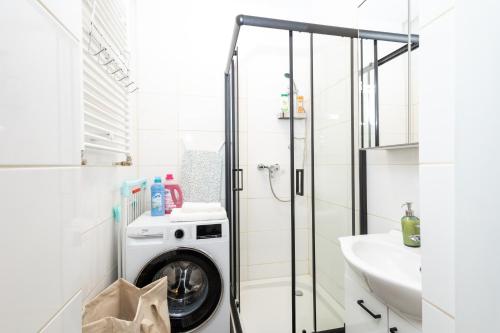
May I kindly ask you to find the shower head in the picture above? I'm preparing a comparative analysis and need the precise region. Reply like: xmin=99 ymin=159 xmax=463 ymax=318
xmin=284 ymin=73 xmax=299 ymax=94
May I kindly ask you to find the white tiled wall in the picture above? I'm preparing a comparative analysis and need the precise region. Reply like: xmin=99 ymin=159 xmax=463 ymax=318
xmin=40 ymin=292 xmax=83 ymax=333
xmin=0 ymin=1 xmax=137 ymax=332
xmin=366 ymin=148 xmax=420 ymax=233
xmin=418 ymin=0 xmax=456 ymax=331
xmin=420 ymin=165 xmax=454 ymax=314
xmin=454 ymin=1 xmax=500 ymax=332
xmin=0 ymin=0 xmax=81 ymax=166
xmin=134 ymin=0 xmax=357 ymax=283
xmin=134 ymin=0 xmax=228 ymax=190
xmin=422 ymin=300 xmax=455 ymax=333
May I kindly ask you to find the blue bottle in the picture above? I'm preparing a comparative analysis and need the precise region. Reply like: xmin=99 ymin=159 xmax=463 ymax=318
xmin=151 ymin=177 xmax=165 ymax=216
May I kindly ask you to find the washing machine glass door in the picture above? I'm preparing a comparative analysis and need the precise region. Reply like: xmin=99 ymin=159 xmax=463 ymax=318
xmin=135 ymin=248 xmax=223 ymax=332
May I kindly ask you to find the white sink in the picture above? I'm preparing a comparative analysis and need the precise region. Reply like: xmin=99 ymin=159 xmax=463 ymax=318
xmin=339 ymin=231 xmax=422 ymax=319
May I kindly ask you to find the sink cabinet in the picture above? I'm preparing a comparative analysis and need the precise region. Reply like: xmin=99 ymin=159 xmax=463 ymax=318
xmin=388 ymin=309 xmax=420 ymax=333
xmin=345 ymin=273 xmax=387 ymax=333
xmin=345 ymin=267 xmax=421 ymax=333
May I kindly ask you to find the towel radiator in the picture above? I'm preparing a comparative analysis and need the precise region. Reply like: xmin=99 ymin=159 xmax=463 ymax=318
xmin=81 ymin=0 xmax=138 ymax=165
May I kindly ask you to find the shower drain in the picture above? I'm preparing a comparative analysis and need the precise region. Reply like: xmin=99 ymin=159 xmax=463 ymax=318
xmin=295 ymin=290 xmax=304 ymax=296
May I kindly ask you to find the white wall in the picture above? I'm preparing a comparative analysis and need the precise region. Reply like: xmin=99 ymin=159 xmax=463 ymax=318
xmin=418 ymin=0 xmax=456 ymax=332
xmin=0 ymin=1 xmax=137 ymax=331
xmin=134 ymin=0 xmax=357 ymax=283
xmin=455 ymin=1 xmax=500 ymax=332
xmin=366 ymin=148 xmax=420 ymax=233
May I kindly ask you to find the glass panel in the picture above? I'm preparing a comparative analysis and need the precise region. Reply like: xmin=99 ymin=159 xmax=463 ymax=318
xmin=360 ymin=39 xmax=376 ymax=148
xmin=292 ymin=31 xmax=313 ymax=333
xmin=157 ymin=261 xmax=209 ymax=317
xmin=410 ymin=0 xmax=419 ymax=143
xmin=378 ymin=40 xmax=410 ymax=146
xmin=233 ymin=53 xmax=241 ymax=306
xmin=235 ymin=28 xmax=293 ymax=333
xmin=359 ymin=39 xmax=411 ymax=147
xmin=232 ymin=27 xmax=358 ymax=333
xmin=228 ymin=59 xmax=240 ymax=307
xmin=358 ymin=0 xmax=412 ymax=147
xmin=312 ymin=33 xmax=354 ymax=331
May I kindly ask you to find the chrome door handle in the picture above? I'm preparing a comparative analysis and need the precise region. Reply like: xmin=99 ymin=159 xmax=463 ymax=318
xmin=295 ymin=169 xmax=304 ymax=196
xmin=238 ymin=169 xmax=243 ymax=191
xmin=233 ymin=169 xmax=243 ymax=191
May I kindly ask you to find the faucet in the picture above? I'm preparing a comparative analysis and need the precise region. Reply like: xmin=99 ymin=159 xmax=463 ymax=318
xmin=257 ymin=163 xmax=280 ymax=178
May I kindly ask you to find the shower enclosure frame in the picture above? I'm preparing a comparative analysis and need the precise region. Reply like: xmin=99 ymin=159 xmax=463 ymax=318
xmin=224 ymin=14 xmax=416 ymax=333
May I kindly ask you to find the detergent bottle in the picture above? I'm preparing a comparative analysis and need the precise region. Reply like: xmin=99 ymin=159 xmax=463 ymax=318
xmin=164 ymin=174 xmax=184 ymax=214
xmin=151 ymin=177 xmax=165 ymax=216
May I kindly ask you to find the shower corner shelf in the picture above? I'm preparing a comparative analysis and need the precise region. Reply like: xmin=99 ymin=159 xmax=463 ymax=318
xmin=278 ymin=113 xmax=307 ymax=120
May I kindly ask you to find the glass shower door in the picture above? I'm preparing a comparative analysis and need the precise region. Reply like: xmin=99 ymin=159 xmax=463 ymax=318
xmin=311 ymin=33 xmax=355 ymax=332
xmin=233 ymin=27 xmax=295 ymax=333
xmin=228 ymin=52 xmax=242 ymax=313
xmin=291 ymin=31 xmax=314 ymax=333
xmin=229 ymin=27 xmax=356 ymax=333
xmin=290 ymin=31 xmax=355 ymax=333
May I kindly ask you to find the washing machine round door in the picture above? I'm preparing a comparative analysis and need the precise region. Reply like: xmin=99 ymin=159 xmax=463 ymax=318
xmin=135 ymin=248 xmax=223 ymax=332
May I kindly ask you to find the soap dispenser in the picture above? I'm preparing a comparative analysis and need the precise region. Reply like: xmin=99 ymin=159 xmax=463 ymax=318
xmin=401 ymin=202 xmax=420 ymax=247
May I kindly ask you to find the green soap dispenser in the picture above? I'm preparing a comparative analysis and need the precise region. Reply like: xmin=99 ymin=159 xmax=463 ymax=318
xmin=401 ymin=202 xmax=420 ymax=247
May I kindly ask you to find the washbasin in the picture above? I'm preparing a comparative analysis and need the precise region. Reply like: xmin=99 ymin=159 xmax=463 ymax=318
xmin=339 ymin=231 xmax=422 ymax=319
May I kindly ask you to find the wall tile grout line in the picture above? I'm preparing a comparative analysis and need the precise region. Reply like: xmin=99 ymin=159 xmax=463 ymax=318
xmin=422 ymin=298 xmax=455 ymax=319
xmin=38 ymin=290 xmax=82 ymax=332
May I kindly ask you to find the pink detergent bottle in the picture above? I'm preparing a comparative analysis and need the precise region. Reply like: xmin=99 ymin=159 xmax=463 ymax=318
xmin=164 ymin=174 xmax=184 ymax=214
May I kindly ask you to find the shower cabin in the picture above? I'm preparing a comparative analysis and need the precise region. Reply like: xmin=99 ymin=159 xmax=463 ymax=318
xmin=224 ymin=15 xmax=415 ymax=333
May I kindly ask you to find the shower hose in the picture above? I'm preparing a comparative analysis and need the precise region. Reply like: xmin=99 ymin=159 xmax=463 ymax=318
xmin=265 ymin=132 xmax=307 ymax=203
xmin=267 ymin=168 xmax=290 ymax=202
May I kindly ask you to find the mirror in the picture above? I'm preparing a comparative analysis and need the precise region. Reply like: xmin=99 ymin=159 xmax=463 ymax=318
xmin=358 ymin=0 xmax=418 ymax=148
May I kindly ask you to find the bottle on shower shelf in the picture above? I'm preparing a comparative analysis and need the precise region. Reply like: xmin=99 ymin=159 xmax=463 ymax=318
xmin=280 ymin=93 xmax=289 ymax=118
xmin=297 ymin=95 xmax=305 ymax=114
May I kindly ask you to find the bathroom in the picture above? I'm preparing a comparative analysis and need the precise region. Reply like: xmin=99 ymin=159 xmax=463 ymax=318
xmin=0 ymin=0 xmax=499 ymax=332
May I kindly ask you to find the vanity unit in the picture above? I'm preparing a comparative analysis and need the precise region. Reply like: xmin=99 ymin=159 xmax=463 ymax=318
xmin=340 ymin=232 xmax=422 ymax=333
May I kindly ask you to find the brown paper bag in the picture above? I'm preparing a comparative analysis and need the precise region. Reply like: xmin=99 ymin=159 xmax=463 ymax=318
xmin=82 ymin=277 xmax=171 ymax=333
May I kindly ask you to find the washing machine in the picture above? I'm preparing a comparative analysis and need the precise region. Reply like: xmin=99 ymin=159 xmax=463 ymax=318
xmin=124 ymin=213 xmax=230 ymax=333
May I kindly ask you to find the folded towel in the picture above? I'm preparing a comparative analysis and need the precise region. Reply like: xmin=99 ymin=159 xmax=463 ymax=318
xmin=181 ymin=202 xmax=222 ymax=213
xmin=170 ymin=208 xmax=227 ymax=223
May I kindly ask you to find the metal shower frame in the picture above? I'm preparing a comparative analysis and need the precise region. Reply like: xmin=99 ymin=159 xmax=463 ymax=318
xmin=224 ymin=14 xmax=418 ymax=333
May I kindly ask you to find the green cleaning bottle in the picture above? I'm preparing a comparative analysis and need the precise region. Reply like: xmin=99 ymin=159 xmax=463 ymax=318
xmin=401 ymin=202 xmax=420 ymax=247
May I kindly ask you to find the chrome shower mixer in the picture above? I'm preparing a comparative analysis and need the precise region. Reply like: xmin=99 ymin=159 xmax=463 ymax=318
xmin=257 ymin=163 xmax=280 ymax=178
